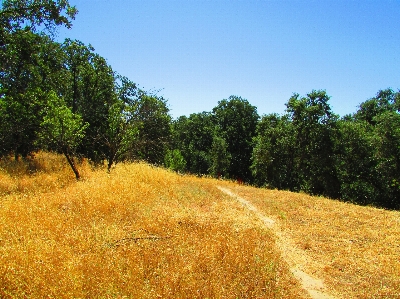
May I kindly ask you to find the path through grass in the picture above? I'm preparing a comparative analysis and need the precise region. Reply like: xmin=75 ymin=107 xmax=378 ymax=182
xmin=219 ymin=183 xmax=400 ymax=298
xmin=0 ymin=155 xmax=306 ymax=298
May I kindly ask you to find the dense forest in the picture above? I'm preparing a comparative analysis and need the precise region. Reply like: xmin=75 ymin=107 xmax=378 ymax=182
xmin=1 ymin=0 xmax=399 ymax=210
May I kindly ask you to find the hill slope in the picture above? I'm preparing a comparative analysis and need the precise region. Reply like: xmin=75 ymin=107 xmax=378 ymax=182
xmin=221 ymin=184 xmax=400 ymax=298
xmin=0 ymin=154 xmax=399 ymax=298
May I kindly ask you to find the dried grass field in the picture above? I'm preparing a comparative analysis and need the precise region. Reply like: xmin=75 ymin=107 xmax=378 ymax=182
xmin=0 ymin=153 xmax=399 ymax=298
xmin=225 ymin=186 xmax=400 ymax=298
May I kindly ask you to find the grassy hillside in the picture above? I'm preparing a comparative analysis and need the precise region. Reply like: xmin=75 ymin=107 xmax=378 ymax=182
xmin=0 ymin=153 xmax=399 ymax=298
xmin=0 ymin=153 xmax=306 ymax=298
xmin=226 ymin=186 xmax=400 ymax=298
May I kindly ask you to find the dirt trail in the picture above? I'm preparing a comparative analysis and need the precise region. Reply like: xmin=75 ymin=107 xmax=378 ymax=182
xmin=217 ymin=186 xmax=339 ymax=299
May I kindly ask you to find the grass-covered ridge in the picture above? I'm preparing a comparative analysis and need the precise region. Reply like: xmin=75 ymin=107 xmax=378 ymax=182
xmin=0 ymin=152 xmax=399 ymax=298
xmin=0 ymin=153 xmax=305 ymax=298
xmin=227 ymin=186 xmax=400 ymax=298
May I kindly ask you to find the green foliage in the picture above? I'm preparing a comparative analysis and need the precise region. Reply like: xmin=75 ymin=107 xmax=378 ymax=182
xmin=61 ymin=39 xmax=117 ymax=163
xmin=164 ymin=149 xmax=186 ymax=172
xmin=132 ymin=92 xmax=172 ymax=165
xmin=212 ymin=96 xmax=259 ymax=182
xmin=285 ymin=90 xmax=339 ymax=197
xmin=0 ymin=89 xmax=43 ymax=157
xmin=38 ymin=91 xmax=88 ymax=178
xmin=0 ymin=0 xmax=76 ymax=159
xmin=0 ymin=1 xmax=172 ymax=171
xmin=39 ymin=92 xmax=87 ymax=149
xmin=0 ymin=29 xmax=66 ymax=158
xmin=252 ymin=89 xmax=400 ymax=209
xmin=373 ymin=111 xmax=400 ymax=209
xmin=354 ymin=89 xmax=400 ymax=125
xmin=0 ymin=0 xmax=77 ymax=33
xmin=334 ymin=119 xmax=378 ymax=205
xmin=251 ymin=114 xmax=296 ymax=189
xmin=102 ymin=100 xmax=141 ymax=171
xmin=209 ymin=135 xmax=231 ymax=178
xmin=1 ymin=1 xmax=400 ymax=210
xmin=171 ymin=112 xmax=214 ymax=175
xmin=347 ymin=89 xmax=400 ymax=208
xmin=102 ymin=77 xmax=172 ymax=167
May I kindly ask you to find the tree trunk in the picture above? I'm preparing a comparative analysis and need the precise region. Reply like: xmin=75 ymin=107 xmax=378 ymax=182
xmin=63 ymin=149 xmax=80 ymax=180
xmin=107 ymin=155 xmax=115 ymax=173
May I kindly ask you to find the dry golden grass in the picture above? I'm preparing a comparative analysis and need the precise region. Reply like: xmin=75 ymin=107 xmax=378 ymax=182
xmin=223 ymin=184 xmax=400 ymax=298
xmin=4 ymin=153 xmax=397 ymax=298
xmin=0 ymin=154 xmax=306 ymax=298
xmin=0 ymin=152 xmax=91 ymax=195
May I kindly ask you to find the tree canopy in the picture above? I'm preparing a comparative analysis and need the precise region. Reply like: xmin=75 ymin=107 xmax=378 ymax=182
xmin=250 ymin=89 xmax=400 ymax=209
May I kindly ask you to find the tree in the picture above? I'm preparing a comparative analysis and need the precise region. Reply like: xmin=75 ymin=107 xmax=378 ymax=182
xmin=251 ymin=114 xmax=297 ymax=189
xmin=101 ymin=100 xmax=141 ymax=172
xmin=334 ymin=119 xmax=378 ymax=205
xmin=0 ymin=87 xmax=44 ymax=158
xmin=373 ymin=111 xmax=400 ymax=209
xmin=38 ymin=92 xmax=88 ymax=179
xmin=345 ymin=89 xmax=400 ymax=208
xmin=209 ymin=135 xmax=231 ymax=178
xmin=212 ymin=96 xmax=259 ymax=182
xmin=0 ymin=0 xmax=76 ymax=158
xmin=95 ymin=76 xmax=172 ymax=172
xmin=332 ymin=90 xmax=400 ymax=209
xmin=0 ymin=31 xmax=66 ymax=158
xmin=171 ymin=112 xmax=214 ymax=175
xmin=132 ymin=92 xmax=172 ymax=165
xmin=354 ymin=89 xmax=400 ymax=125
xmin=61 ymin=39 xmax=117 ymax=164
xmin=0 ymin=0 xmax=77 ymax=33
xmin=285 ymin=90 xmax=339 ymax=197
xmin=0 ymin=0 xmax=77 ymax=88
xmin=61 ymin=39 xmax=95 ymax=114
xmin=164 ymin=149 xmax=186 ymax=172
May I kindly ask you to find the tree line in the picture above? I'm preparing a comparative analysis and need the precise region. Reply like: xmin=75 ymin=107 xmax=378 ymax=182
xmin=1 ymin=1 xmax=399 ymax=210
xmin=169 ymin=89 xmax=400 ymax=210
xmin=0 ymin=0 xmax=171 ymax=178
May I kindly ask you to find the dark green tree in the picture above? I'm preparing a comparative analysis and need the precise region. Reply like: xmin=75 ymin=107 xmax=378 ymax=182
xmin=334 ymin=119 xmax=378 ymax=205
xmin=342 ymin=88 xmax=400 ymax=208
xmin=90 ymin=75 xmax=140 ymax=171
xmin=96 ymin=77 xmax=172 ymax=170
xmin=373 ymin=111 xmax=400 ymax=209
xmin=132 ymin=92 xmax=172 ymax=165
xmin=0 ymin=0 xmax=77 ymax=33
xmin=0 ymin=30 xmax=66 ymax=158
xmin=171 ymin=112 xmax=214 ymax=175
xmin=251 ymin=114 xmax=297 ymax=189
xmin=285 ymin=90 xmax=339 ymax=197
xmin=101 ymin=100 xmax=141 ymax=172
xmin=61 ymin=39 xmax=117 ymax=163
xmin=209 ymin=135 xmax=231 ymax=178
xmin=0 ymin=0 xmax=76 ymax=158
xmin=354 ymin=89 xmax=400 ymax=125
xmin=212 ymin=96 xmax=259 ymax=182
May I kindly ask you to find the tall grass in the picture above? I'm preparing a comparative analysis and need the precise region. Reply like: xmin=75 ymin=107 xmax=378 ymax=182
xmin=0 ymin=153 xmax=305 ymax=298
xmin=0 ymin=152 xmax=91 ymax=195
xmin=227 ymin=184 xmax=400 ymax=299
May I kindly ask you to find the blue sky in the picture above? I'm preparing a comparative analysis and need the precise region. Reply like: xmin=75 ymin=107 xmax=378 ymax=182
xmin=57 ymin=0 xmax=400 ymax=119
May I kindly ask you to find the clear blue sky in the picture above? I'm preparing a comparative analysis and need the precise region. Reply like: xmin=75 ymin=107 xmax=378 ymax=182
xmin=57 ymin=0 xmax=400 ymax=119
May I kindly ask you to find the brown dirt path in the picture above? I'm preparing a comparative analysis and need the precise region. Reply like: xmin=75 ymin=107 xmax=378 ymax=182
xmin=217 ymin=186 xmax=339 ymax=299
